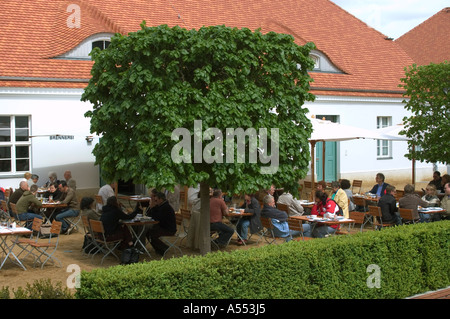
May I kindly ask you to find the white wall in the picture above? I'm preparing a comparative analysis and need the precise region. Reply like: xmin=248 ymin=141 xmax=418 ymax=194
xmin=305 ymin=95 xmax=434 ymax=184
xmin=0 ymin=87 xmax=99 ymax=189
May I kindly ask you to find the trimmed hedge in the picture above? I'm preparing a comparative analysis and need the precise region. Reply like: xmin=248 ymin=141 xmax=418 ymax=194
xmin=76 ymin=220 xmax=450 ymax=299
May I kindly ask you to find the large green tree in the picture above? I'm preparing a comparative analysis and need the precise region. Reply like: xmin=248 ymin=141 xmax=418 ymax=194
xmin=83 ymin=23 xmax=315 ymax=254
xmin=400 ymin=61 xmax=450 ymax=164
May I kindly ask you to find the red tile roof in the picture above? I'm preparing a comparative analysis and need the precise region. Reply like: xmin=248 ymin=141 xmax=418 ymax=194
xmin=0 ymin=0 xmax=415 ymax=97
xmin=395 ymin=7 xmax=450 ymax=65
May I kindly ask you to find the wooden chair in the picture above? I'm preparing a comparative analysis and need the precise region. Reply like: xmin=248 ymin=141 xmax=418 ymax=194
xmin=398 ymin=208 xmax=419 ymax=224
xmin=89 ymin=219 xmax=122 ymax=265
xmin=395 ymin=190 xmax=404 ymax=201
xmin=9 ymin=202 xmax=33 ymax=227
xmin=12 ymin=217 xmax=43 ymax=260
xmin=367 ymin=206 xmax=394 ymax=230
xmin=349 ymin=211 xmax=366 ymax=232
xmin=287 ymin=217 xmax=313 ymax=241
xmin=29 ymin=220 xmax=62 ymax=269
xmin=0 ymin=200 xmax=10 ymax=221
xmin=258 ymin=217 xmax=286 ymax=245
xmin=277 ymin=203 xmax=289 ymax=214
xmin=80 ymin=215 xmax=97 ymax=257
xmin=94 ymin=195 xmax=103 ymax=213
xmin=352 ymin=180 xmax=363 ymax=194
xmin=352 ymin=196 xmax=367 ymax=212
xmin=303 ymin=181 xmax=313 ymax=200
xmin=160 ymin=214 xmax=184 ymax=258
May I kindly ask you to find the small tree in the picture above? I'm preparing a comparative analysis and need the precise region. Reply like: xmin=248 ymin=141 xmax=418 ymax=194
xmin=83 ymin=23 xmax=315 ymax=254
xmin=400 ymin=61 xmax=450 ymax=164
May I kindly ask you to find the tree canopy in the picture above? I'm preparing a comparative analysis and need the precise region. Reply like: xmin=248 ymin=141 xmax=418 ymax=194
xmin=83 ymin=23 xmax=316 ymax=194
xmin=400 ymin=61 xmax=450 ymax=164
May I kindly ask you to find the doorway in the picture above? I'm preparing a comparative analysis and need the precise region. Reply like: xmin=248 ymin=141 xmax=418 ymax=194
xmin=315 ymin=115 xmax=338 ymax=182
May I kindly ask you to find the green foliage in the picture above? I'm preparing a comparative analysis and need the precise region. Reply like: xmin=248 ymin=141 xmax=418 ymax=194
xmin=400 ymin=61 xmax=450 ymax=164
xmin=0 ymin=279 xmax=74 ymax=299
xmin=82 ymin=23 xmax=316 ymax=194
xmin=76 ymin=221 xmax=450 ymax=299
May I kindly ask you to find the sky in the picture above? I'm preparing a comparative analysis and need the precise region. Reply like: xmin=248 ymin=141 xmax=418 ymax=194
xmin=331 ymin=0 xmax=448 ymax=39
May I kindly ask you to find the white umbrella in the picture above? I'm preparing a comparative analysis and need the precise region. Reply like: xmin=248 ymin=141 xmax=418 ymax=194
xmin=307 ymin=118 xmax=383 ymax=196
xmin=310 ymin=118 xmax=382 ymax=142
xmin=376 ymin=124 xmax=410 ymax=141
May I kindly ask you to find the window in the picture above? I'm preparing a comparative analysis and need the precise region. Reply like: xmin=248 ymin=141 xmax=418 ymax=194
xmin=92 ymin=40 xmax=110 ymax=51
xmin=0 ymin=116 xmax=30 ymax=173
xmin=377 ymin=117 xmax=392 ymax=159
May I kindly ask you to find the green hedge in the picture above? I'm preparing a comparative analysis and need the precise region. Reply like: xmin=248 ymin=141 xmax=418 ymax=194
xmin=76 ymin=220 xmax=450 ymax=299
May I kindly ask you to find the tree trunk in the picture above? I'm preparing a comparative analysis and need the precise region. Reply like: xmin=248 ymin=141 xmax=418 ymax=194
xmin=198 ymin=182 xmax=211 ymax=255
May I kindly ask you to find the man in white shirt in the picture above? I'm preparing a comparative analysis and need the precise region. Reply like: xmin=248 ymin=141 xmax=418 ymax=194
xmin=277 ymin=191 xmax=304 ymax=216
xmin=97 ymin=182 xmax=116 ymax=211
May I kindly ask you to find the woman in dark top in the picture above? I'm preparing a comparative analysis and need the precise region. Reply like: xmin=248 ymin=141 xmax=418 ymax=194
xmin=100 ymin=196 xmax=141 ymax=248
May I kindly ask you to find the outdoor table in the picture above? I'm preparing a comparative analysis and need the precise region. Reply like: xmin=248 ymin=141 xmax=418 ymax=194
xmin=290 ymin=215 xmax=355 ymax=236
xmin=120 ymin=218 xmax=158 ymax=259
xmin=0 ymin=226 xmax=32 ymax=270
xmin=227 ymin=210 xmax=253 ymax=246
xmin=298 ymin=200 xmax=315 ymax=209
xmin=418 ymin=207 xmax=446 ymax=214
xmin=40 ymin=202 xmax=67 ymax=223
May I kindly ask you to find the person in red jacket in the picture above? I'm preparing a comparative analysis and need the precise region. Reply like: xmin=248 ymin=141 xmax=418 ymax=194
xmin=311 ymin=190 xmax=340 ymax=238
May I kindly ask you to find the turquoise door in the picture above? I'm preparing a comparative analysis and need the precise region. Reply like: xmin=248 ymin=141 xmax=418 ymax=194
xmin=315 ymin=115 xmax=337 ymax=182
xmin=316 ymin=141 xmax=337 ymax=182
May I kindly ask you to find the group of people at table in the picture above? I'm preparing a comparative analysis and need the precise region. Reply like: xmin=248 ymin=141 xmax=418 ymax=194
xmin=207 ymin=171 xmax=450 ymax=247
xmin=2 ymin=170 xmax=79 ymax=234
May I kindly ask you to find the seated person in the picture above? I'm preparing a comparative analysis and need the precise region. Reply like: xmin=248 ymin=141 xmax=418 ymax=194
xmin=100 ymin=196 xmax=140 ymax=249
xmin=261 ymin=195 xmax=309 ymax=241
xmin=80 ymin=197 xmax=101 ymax=221
xmin=340 ymin=179 xmax=355 ymax=212
xmin=377 ymin=185 xmax=401 ymax=225
xmin=43 ymin=182 xmax=62 ymax=201
xmin=369 ymin=173 xmax=390 ymax=198
xmin=146 ymin=191 xmax=177 ymax=256
xmin=429 ymin=171 xmax=443 ymax=193
xmin=440 ymin=182 xmax=450 ymax=220
xmin=398 ymin=184 xmax=429 ymax=223
xmin=55 ymin=181 xmax=79 ymax=234
xmin=236 ymin=193 xmax=262 ymax=245
xmin=8 ymin=181 xmax=29 ymax=213
xmin=276 ymin=190 xmax=304 ymax=216
xmin=330 ymin=181 xmax=349 ymax=218
xmin=210 ymin=189 xmax=234 ymax=247
xmin=421 ymin=184 xmax=440 ymax=207
xmin=15 ymin=184 xmax=43 ymax=229
xmin=310 ymin=191 xmax=340 ymax=238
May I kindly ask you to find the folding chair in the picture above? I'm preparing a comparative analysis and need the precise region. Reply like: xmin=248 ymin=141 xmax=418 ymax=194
xmin=89 ymin=219 xmax=122 ymax=265
xmin=349 ymin=211 xmax=366 ymax=232
xmin=29 ymin=220 xmax=62 ymax=269
xmin=398 ymin=208 xmax=419 ymax=224
xmin=367 ymin=206 xmax=394 ymax=230
xmin=210 ymin=231 xmax=220 ymax=249
xmin=352 ymin=180 xmax=363 ymax=194
xmin=64 ymin=212 xmax=81 ymax=235
xmin=160 ymin=214 xmax=184 ymax=258
xmin=277 ymin=203 xmax=289 ymax=214
xmin=9 ymin=202 xmax=33 ymax=228
xmin=95 ymin=195 xmax=103 ymax=213
xmin=287 ymin=217 xmax=313 ymax=241
xmin=258 ymin=217 xmax=286 ymax=245
xmin=0 ymin=200 xmax=11 ymax=222
xmin=11 ymin=217 xmax=43 ymax=261
xmin=303 ymin=181 xmax=313 ymax=201
xmin=80 ymin=215 xmax=97 ymax=257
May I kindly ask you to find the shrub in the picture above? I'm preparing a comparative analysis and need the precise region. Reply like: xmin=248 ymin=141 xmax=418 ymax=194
xmin=0 ymin=279 xmax=74 ymax=299
xmin=76 ymin=220 xmax=450 ymax=299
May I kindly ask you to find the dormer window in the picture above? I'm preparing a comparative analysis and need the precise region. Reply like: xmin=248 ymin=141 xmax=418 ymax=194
xmin=309 ymin=50 xmax=343 ymax=74
xmin=55 ymin=33 xmax=114 ymax=60
xmin=92 ymin=40 xmax=110 ymax=51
